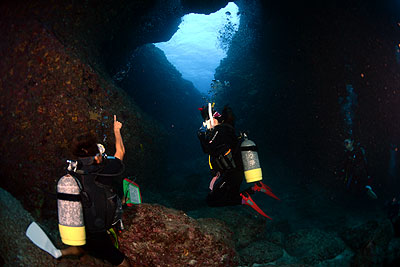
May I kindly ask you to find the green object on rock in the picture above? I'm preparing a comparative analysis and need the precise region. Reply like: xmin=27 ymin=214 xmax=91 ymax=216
xmin=123 ymin=178 xmax=142 ymax=206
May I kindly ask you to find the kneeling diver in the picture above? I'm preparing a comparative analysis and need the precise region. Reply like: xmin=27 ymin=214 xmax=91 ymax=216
xmin=197 ymin=103 xmax=279 ymax=219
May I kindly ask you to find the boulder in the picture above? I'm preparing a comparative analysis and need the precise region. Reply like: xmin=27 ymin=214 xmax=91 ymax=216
xmin=340 ymin=219 xmax=394 ymax=265
xmin=285 ymin=228 xmax=346 ymax=265
xmin=119 ymin=203 xmax=238 ymax=266
xmin=239 ymin=240 xmax=283 ymax=265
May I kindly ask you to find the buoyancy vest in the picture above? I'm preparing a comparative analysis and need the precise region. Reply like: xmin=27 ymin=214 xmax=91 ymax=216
xmin=204 ymin=124 xmax=242 ymax=172
xmin=76 ymin=159 xmax=123 ymax=233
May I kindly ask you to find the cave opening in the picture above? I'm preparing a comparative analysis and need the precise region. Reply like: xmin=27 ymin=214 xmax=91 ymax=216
xmin=154 ymin=2 xmax=240 ymax=95
xmin=109 ymin=2 xmax=242 ymax=189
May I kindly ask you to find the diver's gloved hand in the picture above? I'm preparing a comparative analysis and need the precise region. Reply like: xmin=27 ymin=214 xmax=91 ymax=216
xmin=365 ymin=185 xmax=377 ymax=200
xmin=199 ymin=124 xmax=207 ymax=133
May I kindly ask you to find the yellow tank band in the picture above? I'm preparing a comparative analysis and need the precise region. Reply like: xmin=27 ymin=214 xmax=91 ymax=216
xmin=59 ymin=224 xmax=86 ymax=246
xmin=244 ymin=168 xmax=263 ymax=183
xmin=209 ymin=155 xmax=213 ymax=170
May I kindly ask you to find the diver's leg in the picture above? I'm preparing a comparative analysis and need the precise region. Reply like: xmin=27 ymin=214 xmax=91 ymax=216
xmin=207 ymin=170 xmax=242 ymax=206
xmin=61 ymin=246 xmax=84 ymax=256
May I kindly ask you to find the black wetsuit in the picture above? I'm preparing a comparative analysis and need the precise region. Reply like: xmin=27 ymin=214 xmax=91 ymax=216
xmin=198 ymin=123 xmax=244 ymax=207
xmin=343 ymin=143 xmax=372 ymax=192
xmin=79 ymin=156 xmax=125 ymax=266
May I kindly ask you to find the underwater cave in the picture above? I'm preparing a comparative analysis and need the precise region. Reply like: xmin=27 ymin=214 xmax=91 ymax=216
xmin=1 ymin=0 xmax=400 ymax=265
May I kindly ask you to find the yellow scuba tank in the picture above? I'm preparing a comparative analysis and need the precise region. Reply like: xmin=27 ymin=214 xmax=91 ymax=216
xmin=241 ymin=133 xmax=263 ymax=183
xmin=57 ymin=173 xmax=86 ymax=246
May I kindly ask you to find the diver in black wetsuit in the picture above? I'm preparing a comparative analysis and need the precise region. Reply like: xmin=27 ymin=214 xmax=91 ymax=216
xmin=197 ymin=104 xmax=279 ymax=218
xmin=342 ymin=138 xmax=377 ymax=199
xmin=197 ymin=105 xmax=243 ymax=207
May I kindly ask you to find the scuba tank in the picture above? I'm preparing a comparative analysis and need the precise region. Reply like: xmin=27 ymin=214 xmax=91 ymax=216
xmin=57 ymin=172 xmax=86 ymax=246
xmin=241 ymin=133 xmax=263 ymax=183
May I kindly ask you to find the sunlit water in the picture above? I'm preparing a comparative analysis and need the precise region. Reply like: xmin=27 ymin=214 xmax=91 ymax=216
xmin=155 ymin=2 xmax=240 ymax=94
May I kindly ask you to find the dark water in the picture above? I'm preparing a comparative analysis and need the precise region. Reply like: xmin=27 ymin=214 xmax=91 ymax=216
xmin=113 ymin=0 xmax=400 ymax=265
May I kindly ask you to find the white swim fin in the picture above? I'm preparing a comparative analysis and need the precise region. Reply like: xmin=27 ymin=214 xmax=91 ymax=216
xmin=26 ymin=222 xmax=62 ymax=259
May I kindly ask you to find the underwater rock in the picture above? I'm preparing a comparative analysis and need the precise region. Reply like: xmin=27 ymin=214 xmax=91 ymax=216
xmin=0 ymin=187 xmax=113 ymax=266
xmin=119 ymin=203 xmax=238 ymax=266
xmin=284 ymin=228 xmax=346 ymax=265
xmin=385 ymin=238 xmax=400 ymax=265
xmin=341 ymin=219 xmax=394 ymax=266
xmin=265 ymin=219 xmax=292 ymax=246
xmin=188 ymin=206 xmax=267 ymax=249
xmin=340 ymin=219 xmax=393 ymax=251
xmin=0 ymin=188 xmax=54 ymax=266
xmin=238 ymin=240 xmax=283 ymax=265
xmin=316 ymin=248 xmax=354 ymax=267
xmin=196 ymin=218 xmax=235 ymax=248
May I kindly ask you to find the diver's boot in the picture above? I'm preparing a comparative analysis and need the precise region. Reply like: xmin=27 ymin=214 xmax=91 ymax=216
xmin=252 ymin=181 xmax=280 ymax=200
xmin=365 ymin=186 xmax=377 ymax=200
xmin=241 ymin=192 xmax=272 ymax=219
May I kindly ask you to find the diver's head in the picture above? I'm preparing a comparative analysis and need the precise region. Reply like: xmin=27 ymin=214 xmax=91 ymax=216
xmin=72 ymin=132 xmax=104 ymax=165
xmin=220 ymin=105 xmax=235 ymax=126
xmin=344 ymin=138 xmax=354 ymax=151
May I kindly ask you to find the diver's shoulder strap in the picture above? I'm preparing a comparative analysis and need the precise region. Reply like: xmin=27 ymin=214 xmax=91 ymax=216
xmin=57 ymin=192 xmax=81 ymax=202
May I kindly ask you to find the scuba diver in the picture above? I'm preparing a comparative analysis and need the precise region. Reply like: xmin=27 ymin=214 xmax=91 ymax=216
xmin=59 ymin=115 xmax=131 ymax=267
xmin=341 ymin=138 xmax=377 ymax=199
xmin=197 ymin=103 xmax=279 ymax=219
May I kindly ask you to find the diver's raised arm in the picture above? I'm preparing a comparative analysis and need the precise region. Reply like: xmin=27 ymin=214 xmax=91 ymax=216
xmin=113 ymin=115 xmax=125 ymax=161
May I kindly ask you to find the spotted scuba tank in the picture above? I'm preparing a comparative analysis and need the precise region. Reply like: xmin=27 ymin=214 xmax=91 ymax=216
xmin=57 ymin=174 xmax=86 ymax=245
xmin=241 ymin=133 xmax=263 ymax=183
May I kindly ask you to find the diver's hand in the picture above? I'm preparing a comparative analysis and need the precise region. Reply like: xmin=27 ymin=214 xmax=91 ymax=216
xmin=114 ymin=115 xmax=122 ymax=132
xmin=199 ymin=124 xmax=207 ymax=133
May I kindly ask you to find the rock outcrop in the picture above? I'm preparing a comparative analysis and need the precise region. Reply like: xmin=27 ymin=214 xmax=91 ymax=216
xmin=120 ymin=204 xmax=238 ymax=266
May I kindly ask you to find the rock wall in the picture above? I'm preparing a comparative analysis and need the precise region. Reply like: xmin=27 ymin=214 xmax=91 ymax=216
xmin=0 ymin=0 xmax=228 ymax=218
xmin=116 ymin=44 xmax=204 ymax=163
xmin=0 ymin=7 xmax=164 ymax=217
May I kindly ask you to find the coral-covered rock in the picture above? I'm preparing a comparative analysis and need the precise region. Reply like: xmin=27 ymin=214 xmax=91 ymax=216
xmin=284 ymin=228 xmax=346 ymax=265
xmin=119 ymin=204 xmax=238 ymax=266
xmin=188 ymin=206 xmax=268 ymax=249
xmin=238 ymin=240 xmax=283 ymax=265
